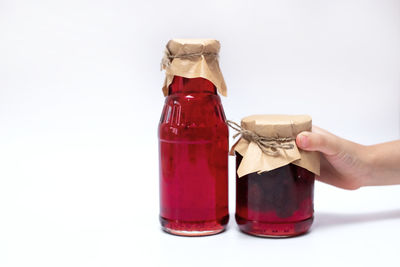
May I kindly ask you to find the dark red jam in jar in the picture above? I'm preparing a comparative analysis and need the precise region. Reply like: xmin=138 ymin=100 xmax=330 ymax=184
xmin=159 ymin=39 xmax=229 ymax=236
xmin=235 ymin=153 xmax=315 ymax=237
xmin=230 ymin=115 xmax=319 ymax=238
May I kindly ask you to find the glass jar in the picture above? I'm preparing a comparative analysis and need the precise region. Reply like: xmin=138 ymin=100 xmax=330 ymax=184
xmin=229 ymin=114 xmax=319 ymax=237
xmin=235 ymin=153 xmax=315 ymax=237
xmin=158 ymin=75 xmax=229 ymax=236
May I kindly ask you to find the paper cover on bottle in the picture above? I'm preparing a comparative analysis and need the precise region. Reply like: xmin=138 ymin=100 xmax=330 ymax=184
xmin=161 ymin=39 xmax=227 ymax=97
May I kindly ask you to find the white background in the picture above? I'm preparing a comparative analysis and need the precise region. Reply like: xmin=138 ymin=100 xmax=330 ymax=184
xmin=1 ymin=0 xmax=400 ymax=266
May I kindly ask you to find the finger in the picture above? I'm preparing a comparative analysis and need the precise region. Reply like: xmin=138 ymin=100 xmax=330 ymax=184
xmin=296 ymin=131 xmax=341 ymax=156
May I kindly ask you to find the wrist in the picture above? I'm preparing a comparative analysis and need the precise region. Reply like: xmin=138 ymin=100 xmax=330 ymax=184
xmin=358 ymin=144 xmax=375 ymax=187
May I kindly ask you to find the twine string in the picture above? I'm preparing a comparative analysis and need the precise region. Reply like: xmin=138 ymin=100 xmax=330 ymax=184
xmin=226 ymin=120 xmax=295 ymax=156
xmin=161 ymin=49 xmax=219 ymax=70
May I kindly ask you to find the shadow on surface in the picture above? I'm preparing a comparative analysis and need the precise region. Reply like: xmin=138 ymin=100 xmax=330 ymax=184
xmin=314 ymin=210 xmax=400 ymax=229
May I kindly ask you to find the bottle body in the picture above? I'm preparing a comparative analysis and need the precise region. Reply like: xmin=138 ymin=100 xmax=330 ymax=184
xmin=235 ymin=153 xmax=314 ymax=237
xmin=159 ymin=76 xmax=229 ymax=236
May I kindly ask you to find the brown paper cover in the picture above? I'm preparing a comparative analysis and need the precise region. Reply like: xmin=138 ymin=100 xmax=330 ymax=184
xmin=231 ymin=114 xmax=320 ymax=177
xmin=161 ymin=39 xmax=227 ymax=96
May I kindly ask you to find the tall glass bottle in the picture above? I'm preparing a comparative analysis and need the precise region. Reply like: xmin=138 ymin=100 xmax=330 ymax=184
xmin=159 ymin=76 xmax=229 ymax=236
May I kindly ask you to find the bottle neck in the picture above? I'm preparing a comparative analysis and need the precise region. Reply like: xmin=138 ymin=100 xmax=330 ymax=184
xmin=168 ymin=76 xmax=217 ymax=95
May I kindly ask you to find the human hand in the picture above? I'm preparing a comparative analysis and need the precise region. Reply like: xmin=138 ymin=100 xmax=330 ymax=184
xmin=296 ymin=126 xmax=371 ymax=190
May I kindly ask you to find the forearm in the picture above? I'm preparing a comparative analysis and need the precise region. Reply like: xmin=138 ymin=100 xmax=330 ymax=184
xmin=363 ymin=140 xmax=400 ymax=186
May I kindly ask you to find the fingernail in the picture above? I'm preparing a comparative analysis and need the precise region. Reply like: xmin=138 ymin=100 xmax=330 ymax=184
xmin=298 ymin=133 xmax=310 ymax=148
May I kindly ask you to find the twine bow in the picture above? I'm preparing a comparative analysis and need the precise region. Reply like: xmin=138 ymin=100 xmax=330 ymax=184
xmin=226 ymin=120 xmax=295 ymax=156
xmin=160 ymin=48 xmax=219 ymax=70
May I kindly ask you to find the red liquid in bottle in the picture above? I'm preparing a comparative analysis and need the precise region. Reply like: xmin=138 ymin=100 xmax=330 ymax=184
xmin=235 ymin=153 xmax=314 ymax=237
xmin=159 ymin=76 xmax=229 ymax=236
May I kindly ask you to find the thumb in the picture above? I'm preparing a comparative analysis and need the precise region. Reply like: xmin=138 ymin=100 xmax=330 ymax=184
xmin=296 ymin=131 xmax=341 ymax=156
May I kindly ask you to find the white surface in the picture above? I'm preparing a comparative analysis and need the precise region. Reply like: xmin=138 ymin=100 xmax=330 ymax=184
xmin=1 ymin=1 xmax=400 ymax=266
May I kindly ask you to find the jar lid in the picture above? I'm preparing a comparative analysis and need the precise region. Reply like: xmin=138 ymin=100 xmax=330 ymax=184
xmin=241 ymin=114 xmax=312 ymax=138
xmin=161 ymin=39 xmax=227 ymax=97
xmin=230 ymin=114 xmax=320 ymax=177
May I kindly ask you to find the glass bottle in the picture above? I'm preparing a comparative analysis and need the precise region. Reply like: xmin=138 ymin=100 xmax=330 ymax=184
xmin=158 ymin=75 xmax=229 ymax=236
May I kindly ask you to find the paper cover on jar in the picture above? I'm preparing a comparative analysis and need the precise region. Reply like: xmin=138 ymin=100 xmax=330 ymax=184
xmin=230 ymin=114 xmax=320 ymax=177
